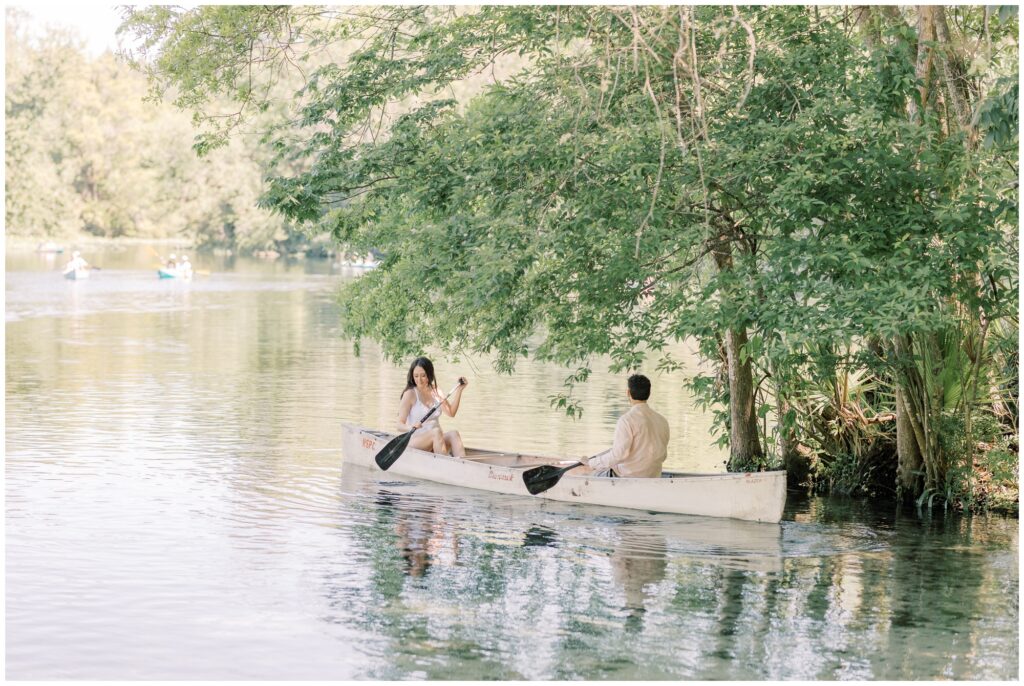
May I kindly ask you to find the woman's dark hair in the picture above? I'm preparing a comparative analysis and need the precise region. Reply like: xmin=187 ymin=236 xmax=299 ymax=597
xmin=627 ymin=374 xmax=652 ymax=401
xmin=403 ymin=357 xmax=437 ymax=396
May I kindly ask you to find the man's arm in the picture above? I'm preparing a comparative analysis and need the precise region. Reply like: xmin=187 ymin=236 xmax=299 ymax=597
xmin=589 ymin=415 xmax=633 ymax=470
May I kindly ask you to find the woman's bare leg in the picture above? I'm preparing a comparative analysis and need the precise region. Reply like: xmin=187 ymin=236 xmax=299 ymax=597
xmin=408 ymin=427 xmax=447 ymax=454
xmin=407 ymin=432 xmax=434 ymax=452
xmin=444 ymin=430 xmax=465 ymax=458
xmin=433 ymin=428 xmax=449 ymax=455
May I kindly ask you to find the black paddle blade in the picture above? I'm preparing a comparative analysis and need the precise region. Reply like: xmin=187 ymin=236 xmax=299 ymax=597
xmin=374 ymin=430 xmax=414 ymax=470
xmin=522 ymin=462 xmax=582 ymax=495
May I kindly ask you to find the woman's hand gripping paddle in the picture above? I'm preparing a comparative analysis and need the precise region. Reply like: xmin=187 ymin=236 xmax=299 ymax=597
xmin=374 ymin=380 xmax=466 ymax=470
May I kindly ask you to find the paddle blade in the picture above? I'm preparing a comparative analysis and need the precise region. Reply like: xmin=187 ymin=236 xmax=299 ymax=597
xmin=374 ymin=430 xmax=414 ymax=470
xmin=523 ymin=463 xmax=581 ymax=495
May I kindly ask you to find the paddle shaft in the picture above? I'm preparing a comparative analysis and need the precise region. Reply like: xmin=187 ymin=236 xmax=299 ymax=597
xmin=409 ymin=382 xmax=462 ymax=429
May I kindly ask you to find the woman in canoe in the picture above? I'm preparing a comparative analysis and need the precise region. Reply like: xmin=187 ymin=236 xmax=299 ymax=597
xmin=398 ymin=357 xmax=468 ymax=457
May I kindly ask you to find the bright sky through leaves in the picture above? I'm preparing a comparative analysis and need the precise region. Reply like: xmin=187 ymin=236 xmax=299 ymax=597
xmin=13 ymin=3 xmax=128 ymax=55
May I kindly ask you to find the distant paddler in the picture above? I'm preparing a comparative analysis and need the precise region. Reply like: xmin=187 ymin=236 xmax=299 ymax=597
xmin=62 ymin=251 xmax=91 ymax=280
xmin=156 ymin=252 xmax=195 ymax=280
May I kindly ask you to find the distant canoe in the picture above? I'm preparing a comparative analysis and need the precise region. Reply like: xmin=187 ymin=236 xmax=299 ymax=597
xmin=63 ymin=268 xmax=90 ymax=280
xmin=337 ymin=259 xmax=380 ymax=270
xmin=37 ymin=241 xmax=65 ymax=254
xmin=158 ymin=267 xmax=192 ymax=280
xmin=342 ymin=423 xmax=787 ymax=523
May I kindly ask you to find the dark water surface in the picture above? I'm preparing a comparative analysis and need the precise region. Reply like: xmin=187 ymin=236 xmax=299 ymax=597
xmin=6 ymin=245 xmax=1019 ymax=679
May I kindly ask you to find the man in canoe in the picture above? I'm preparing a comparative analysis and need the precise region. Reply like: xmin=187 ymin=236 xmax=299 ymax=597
xmin=64 ymin=251 xmax=89 ymax=273
xmin=397 ymin=356 xmax=469 ymax=457
xmin=578 ymin=374 xmax=670 ymax=478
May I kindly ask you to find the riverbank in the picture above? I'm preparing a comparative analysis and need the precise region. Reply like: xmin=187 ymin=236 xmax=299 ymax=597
xmin=5 ymin=234 xmax=338 ymax=260
xmin=5 ymin=235 xmax=194 ymax=253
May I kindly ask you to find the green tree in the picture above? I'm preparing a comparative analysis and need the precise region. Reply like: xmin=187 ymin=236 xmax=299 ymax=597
xmin=120 ymin=6 xmax=1018 ymax=502
xmin=5 ymin=8 xmax=84 ymax=236
xmin=5 ymin=8 xmax=301 ymax=250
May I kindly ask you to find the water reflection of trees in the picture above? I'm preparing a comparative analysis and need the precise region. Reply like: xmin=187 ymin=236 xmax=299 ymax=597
xmin=320 ymin=472 xmax=1015 ymax=680
xmin=701 ymin=506 xmax=1017 ymax=680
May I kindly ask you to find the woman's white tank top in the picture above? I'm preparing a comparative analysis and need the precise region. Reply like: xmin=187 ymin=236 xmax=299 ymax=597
xmin=409 ymin=388 xmax=441 ymax=433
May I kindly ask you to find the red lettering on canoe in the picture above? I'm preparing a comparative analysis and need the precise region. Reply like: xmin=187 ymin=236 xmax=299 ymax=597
xmin=488 ymin=470 xmax=514 ymax=481
xmin=362 ymin=437 xmax=376 ymax=450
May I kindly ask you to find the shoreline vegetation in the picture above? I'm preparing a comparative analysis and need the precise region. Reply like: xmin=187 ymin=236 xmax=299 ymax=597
xmin=4 ymin=234 xmax=339 ymax=259
xmin=8 ymin=6 xmax=1017 ymax=515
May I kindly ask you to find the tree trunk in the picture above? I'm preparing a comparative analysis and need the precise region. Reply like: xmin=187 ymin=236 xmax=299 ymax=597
xmin=892 ymin=332 xmax=950 ymax=497
xmin=722 ymin=325 xmax=763 ymax=471
xmin=932 ymin=7 xmax=974 ymax=137
xmin=711 ymin=229 xmax=764 ymax=470
xmin=909 ymin=5 xmax=936 ymax=125
xmin=777 ymin=391 xmax=807 ymax=486
xmin=895 ymin=385 xmax=924 ymax=494
xmin=852 ymin=6 xmax=882 ymax=47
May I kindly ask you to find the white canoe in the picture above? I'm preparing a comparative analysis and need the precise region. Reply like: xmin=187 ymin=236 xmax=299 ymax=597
xmin=342 ymin=423 xmax=787 ymax=523
xmin=336 ymin=260 xmax=380 ymax=270
xmin=63 ymin=268 xmax=90 ymax=280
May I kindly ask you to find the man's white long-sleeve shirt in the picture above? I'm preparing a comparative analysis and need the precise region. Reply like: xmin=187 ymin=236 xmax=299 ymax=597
xmin=588 ymin=402 xmax=670 ymax=477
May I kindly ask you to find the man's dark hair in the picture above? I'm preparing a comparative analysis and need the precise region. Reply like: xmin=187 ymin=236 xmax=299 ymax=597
xmin=627 ymin=374 xmax=651 ymax=401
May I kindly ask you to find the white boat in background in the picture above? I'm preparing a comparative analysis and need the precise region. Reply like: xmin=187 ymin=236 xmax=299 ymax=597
xmin=341 ymin=423 xmax=788 ymax=523
xmin=63 ymin=268 xmax=90 ymax=280
xmin=336 ymin=252 xmax=381 ymax=270
xmin=37 ymin=241 xmax=65 ymax=253
xmin=344 ymin=259 xmax=380 ymax=269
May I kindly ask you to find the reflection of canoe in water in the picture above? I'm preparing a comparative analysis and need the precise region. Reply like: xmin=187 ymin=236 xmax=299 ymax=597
xmin=158 ymin=268 xmax=192 ymax=280
xmin=63 ymin=268 xmax=90 ymax=280
xmin=340 ymin=463 xmax=785 ymax=572
xmin=342 ymin=424 xmax=787 ymax=523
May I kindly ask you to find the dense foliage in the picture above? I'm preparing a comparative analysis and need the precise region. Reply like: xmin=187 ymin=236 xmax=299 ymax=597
xmin=119 ymin=6 xmax=1018 ymax=510
xmin=4 ymin=8 xmax=305 ymax=253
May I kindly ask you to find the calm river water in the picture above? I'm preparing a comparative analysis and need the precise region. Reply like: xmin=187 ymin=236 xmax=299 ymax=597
xmin=5 ymin=244 xmax=1019 ymax=679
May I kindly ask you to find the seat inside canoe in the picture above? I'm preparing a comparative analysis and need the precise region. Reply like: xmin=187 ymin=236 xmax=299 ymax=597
xmin=462 ymin=449 xmax=558 ymax=468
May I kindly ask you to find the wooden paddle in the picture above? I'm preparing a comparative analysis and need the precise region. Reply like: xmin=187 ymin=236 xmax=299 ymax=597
xmin=374 ymin=379 xmax=466 ymax=471
xmin=522 ymin=448 xmax=613 ymax=494
xmin=522 ymin=461 xmax=586 ymax=495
